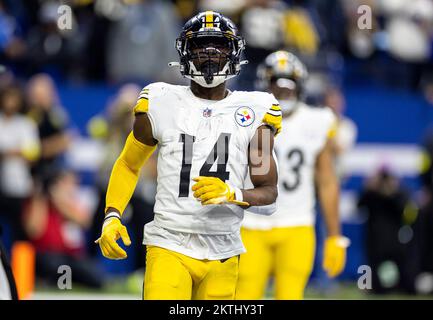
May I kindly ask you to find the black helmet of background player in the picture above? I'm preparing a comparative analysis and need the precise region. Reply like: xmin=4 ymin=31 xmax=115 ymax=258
xmin=171 ymin=11 xmax=247 ymax=88
xmin=256 ymin=51 xmax=308 ymax=113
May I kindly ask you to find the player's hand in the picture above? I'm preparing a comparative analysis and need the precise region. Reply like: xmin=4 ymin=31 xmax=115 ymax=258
xmin=95 ymin=217 xmax=131 ymax=260
xmin=322 ymin=235 xmax=350 ymax=278
xmin=192 ymin=176 xmax=249 ymax=206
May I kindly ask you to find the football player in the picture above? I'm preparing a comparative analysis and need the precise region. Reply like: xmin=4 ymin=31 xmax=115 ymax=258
xmin=96 ymin=11 xmax=282 ymax=300
xmin=236 ymin=51 xmax=350 ymax=300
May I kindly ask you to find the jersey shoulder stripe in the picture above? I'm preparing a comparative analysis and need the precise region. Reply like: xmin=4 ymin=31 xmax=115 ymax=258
xmin=133 ymin=82 xmax=174 ymax=115
xmin=262 ymin=104 xmax=282 ymax=136
xmin=262 ymin=112 xmax=282 ymax=136
xmin=267 ymin=105 xmax=282 ymax=117
xmin=270 ymin=104 xmax=281 ymax=112
xmin=138 ymin=88 xmax=149 ymax=100
xmin=134 ymin=96 xmax=149 ymax=114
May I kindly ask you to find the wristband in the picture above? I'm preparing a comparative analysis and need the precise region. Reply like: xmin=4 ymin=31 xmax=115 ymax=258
xmin=227 ymin=182 xmax=243 ymax=202
xmin=103 ymin=211 xmax=121 ymax=228
xmin=104 ymin=211 xmax=121 ymax=221
xmin=332 ymin=236 xmax=351 ymax=248
xmin=233 ymin=186 xmax=244 ymax=202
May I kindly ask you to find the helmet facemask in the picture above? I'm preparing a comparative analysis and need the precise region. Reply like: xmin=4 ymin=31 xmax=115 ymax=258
xmin=175 ymin=32 xmax=246 ymax=88
xmin=188 ymin=36 xmax=232 ymax=87
xmin=272 ymin=78 xmax=300 ymax=113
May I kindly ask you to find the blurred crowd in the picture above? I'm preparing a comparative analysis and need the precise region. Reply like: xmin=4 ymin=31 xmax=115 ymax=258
xmin=0 ymin=72 xmax=158 ymax=289
xmin=0 ymin=0 xmax=433 ymax=93
xmin=0 ymin=0 xmax=433 ymax=296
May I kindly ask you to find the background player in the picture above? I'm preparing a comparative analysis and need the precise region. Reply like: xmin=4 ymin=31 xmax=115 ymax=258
xmin=95 ymin=11 xmax=282 ymax=300
xmin=236 ymin=51 xmax=349 ymax=300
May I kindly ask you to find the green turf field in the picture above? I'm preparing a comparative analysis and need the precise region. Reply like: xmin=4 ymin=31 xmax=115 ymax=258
xmin=31 ymin=280 xmax=433 ymax=300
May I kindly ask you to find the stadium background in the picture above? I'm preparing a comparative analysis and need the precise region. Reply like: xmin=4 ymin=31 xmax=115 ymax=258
xmin=1 ymin=0 xmax=433 ymax=299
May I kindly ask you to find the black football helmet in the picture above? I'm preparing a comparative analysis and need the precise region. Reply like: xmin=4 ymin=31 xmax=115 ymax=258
xmin=256 ymin=50 xmax=308 ymax=93
xmin=170 ymin=11 xmax=247 ymax=88
xmin=256 ymin=51 xmax=308 ymax=112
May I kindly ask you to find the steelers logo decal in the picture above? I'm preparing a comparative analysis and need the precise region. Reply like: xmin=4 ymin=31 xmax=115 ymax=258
xmin=235 ymin=107 xmax=255 ymax=127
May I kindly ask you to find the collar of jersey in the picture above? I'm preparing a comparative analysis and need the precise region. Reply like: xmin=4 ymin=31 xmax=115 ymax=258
xmin=186 ymin=87 xmax=233 ymax=105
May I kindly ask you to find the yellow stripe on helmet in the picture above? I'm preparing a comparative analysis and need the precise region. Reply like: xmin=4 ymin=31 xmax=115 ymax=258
xmin=205 ymin=11 xmax=214 ymax=28
xmin=275 ymin=51 xmax=289 ymax=71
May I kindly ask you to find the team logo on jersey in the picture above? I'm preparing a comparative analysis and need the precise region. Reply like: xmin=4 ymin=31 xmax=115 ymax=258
xmin=235 ymin=107 xmax=255 ymax=127
xmin=203 ymin=107 xmax=212 ymax=118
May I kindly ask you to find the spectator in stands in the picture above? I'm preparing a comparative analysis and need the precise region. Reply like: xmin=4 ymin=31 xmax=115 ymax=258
xmin=310 ymin=0 xmax=347 ymax=53
xmin=340 ymin=0 xmax=378 ymax=60
xmin=87 ymin=84 xmax=156 ymax=270
xmin=23 ymin=168 xmax=103 ymax=288
xmin=26 ymin=74 xmax=71 ymax=180
xmin=0 ymin=1 xmax=26 ymax=62
xmin=234 ymin=0 xmax=320 ymax=89
xmin=198 ymin=0 xmax=245 ymax=19
xmin=416 ymin=130 xmax=433 ymax=293
xmin=358 ymin=167 xmax=418 ymax=294
xmin=236 ymin=0 xmax=288 ymax=88
xmin=0 ymin=83 xmax=40 ymax=243
xmin=282 ymin=0 xmax=319 ymax=56
xmin=24 ymin=1 xmax=73 ymax=77
xmin=106 ymin=0 xmax=182 ymax=83
xmin=240 ymin=0 xmax=286 ymax=61
xmin=173 ymin=0 xmax=200 ymax=23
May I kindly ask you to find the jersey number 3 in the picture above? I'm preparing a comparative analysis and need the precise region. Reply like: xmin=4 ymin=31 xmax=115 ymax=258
xmin=178 ymin=133 xmax=231 ymax=197
xmin=282 ymin=148 xmax=304 ymax=191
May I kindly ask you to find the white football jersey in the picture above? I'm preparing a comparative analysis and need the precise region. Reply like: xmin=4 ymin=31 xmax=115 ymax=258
xmin=242 ymin=102 xmax=336 ymax=229
xmin=135 ymin=82 xmax=280 ymax=235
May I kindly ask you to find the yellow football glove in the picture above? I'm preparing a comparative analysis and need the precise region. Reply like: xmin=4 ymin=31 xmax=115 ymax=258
xmin=95 ymin=215 xmax=131 ymax=260
xmin=192 ymin=176 xmax=249 ymax=206
xmin=322 ymin=235 xmax=350 ymax=278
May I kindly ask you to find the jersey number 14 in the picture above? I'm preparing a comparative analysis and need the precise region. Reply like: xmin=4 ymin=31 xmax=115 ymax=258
xmin=178 ymin=133 xmax=231 ymax=197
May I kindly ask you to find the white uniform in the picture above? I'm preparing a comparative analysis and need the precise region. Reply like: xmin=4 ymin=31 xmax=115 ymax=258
xmin=138 ymin=82 xmax=280 ymax=260
xmin=242 ymin=102 xmax=336 ymax=230
xmin=0 ymin=114 xmax=40 ymax=197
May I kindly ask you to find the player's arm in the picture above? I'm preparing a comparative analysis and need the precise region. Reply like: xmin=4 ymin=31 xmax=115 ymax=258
xmin=104 ymin=113 xmax=157 ymax=216
xmin=242 ymin=125 xmax=278 ymax=207
xmin=315 ymin=137 xmax=349 ymax=277
xmin=316 ymin=138 xmax=340 ymax=237
xmin=96 ymin=105 xmax=157 ymax=259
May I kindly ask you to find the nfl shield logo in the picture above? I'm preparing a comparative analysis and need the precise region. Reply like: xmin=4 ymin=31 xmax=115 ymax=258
xmin=203 ymin=107 xmax=212 ymax=118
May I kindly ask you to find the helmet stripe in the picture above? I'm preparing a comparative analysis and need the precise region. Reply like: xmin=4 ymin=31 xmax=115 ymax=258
xmin=205 ymin=11 xmax=214 ymax=28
